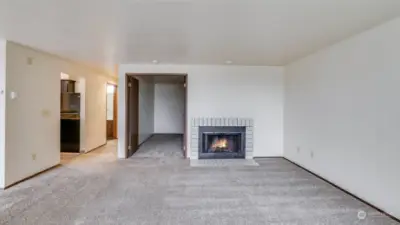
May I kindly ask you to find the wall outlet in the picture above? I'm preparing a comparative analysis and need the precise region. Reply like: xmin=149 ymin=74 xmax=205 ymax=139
xmin=310 ymin=151 xmax=314 ymax=158
xmin=32 ymin=153 xmax=37 ymax=160
xmin=296 ymin=146 xmax=301 ymax=153
xmin=27 ymin=57 xmax=33 ymax=65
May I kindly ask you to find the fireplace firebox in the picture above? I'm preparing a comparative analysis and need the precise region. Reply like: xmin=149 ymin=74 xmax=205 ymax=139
xmin=198 ymin=126 xmax=246 ymax=159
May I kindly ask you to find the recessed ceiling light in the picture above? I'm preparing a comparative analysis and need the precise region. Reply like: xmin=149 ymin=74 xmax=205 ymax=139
xmin=225 ymin=60 xmax=233 ymax=64
xmin=152 ymin=60 xmax=159 ymax=64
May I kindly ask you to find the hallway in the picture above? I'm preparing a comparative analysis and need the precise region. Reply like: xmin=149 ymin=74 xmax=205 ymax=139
xmin=0 ymin=140 xmax=398 ymax=224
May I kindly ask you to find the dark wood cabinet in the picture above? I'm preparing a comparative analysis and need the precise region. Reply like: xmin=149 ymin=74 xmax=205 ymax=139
xmin=61 ymin=80 xmax=76 ymax=93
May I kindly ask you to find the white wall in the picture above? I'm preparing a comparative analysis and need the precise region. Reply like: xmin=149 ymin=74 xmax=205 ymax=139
xmin=284 ymin=18 xmax=400 ymax=218
xmin=0 ymin=39 xmax=6 ymax=188
xmin=118 ymin=65 xmax=284 ymax=159
xmin=82 ymin=73 xmax=114 ymax=152
xmin=154 ymin=83 xmax=185 ymax=134
xmin=75 ymin=77 xmax=86 ymax=151
xmin=137 ymin=77 xmax=155 ymax=144
xmin=106 ymin=93 xmax=114 ymax=120
xmin=3 ymin=42 xmax=116 ymax=188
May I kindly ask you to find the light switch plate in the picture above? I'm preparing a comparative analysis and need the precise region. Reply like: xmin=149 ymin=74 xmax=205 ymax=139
xmin=10 ymin=92 xmax=18 ymax=99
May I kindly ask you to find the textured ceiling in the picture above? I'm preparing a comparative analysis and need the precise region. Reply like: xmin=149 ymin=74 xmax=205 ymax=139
xmin=1 ymin=0 xmax=400 ymax=71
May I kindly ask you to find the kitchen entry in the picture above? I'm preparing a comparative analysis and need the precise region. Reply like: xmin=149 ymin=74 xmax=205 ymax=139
xmin=60 ymin=79 xmax=81 ymax=153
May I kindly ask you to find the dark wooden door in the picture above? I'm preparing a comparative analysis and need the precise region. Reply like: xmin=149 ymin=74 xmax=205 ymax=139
xmin=107 ymin=120 xmax=114 ymax=139
xmin=183 ymin=75 xmax=187 ymax=158
xmin=126 ymin=75 xmax=139 ymax=158
xmin=113 ymin=85 xmax=118 ymax=139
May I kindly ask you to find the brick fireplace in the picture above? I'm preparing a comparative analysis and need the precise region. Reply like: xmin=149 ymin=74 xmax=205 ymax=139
xmin=190 ymin=118 xmax=254 ymax=159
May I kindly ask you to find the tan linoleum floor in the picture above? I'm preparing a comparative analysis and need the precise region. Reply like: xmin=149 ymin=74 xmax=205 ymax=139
xmin=0 ymin=135 xmax=398 ymax=225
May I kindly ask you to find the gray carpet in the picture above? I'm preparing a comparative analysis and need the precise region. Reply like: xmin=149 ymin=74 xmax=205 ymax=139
xmin=134 ymin=134 xmax=184 ymax=159
xmin=190 ymin=159 xmax=259 ymax=167
xmin=0 ymin=135 xmax=398 ymax=225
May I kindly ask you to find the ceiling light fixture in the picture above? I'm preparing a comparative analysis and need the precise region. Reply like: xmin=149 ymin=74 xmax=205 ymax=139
xmin=152 ymin=60 xmax=159 ymax=64
xmin=225 ymin=60 xmax=233 ymax=65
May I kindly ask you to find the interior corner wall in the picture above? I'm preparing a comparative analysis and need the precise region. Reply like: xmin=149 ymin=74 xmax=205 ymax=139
xmin=0 ymin=39 xmax=6 ymax=188
xmin=3 ymin=41 xmax=116 ymax=188
xmin=284 ymin=18 xmax=400 ymax=218
xmin=137 ymin=77 xmax=155 ymax=144
xmin=82 ymin=74 xmax=111 ymax=152
xmin=154 ymin=83 xmax=185 ymax=134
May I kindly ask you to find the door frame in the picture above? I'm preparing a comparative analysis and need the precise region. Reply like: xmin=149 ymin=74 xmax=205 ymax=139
xmin=113 ymin=84 xmax=118 ymax=139
xmin=106 ymin=83 xmax=118 ymax=140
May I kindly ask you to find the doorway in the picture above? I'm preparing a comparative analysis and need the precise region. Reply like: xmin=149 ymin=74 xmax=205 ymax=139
xmin=106 ymin=83 xmax=118 ymax=140
xmin=125 ymin=74 xmax=188 ymax=158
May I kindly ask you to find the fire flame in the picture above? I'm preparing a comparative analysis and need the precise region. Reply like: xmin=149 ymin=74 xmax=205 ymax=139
xmin=211 ymin=138 xmax=228 ymax=150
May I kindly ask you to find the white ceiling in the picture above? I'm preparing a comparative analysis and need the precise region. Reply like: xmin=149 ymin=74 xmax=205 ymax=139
xmin=1 ymin=0 xmax=400 ymax=71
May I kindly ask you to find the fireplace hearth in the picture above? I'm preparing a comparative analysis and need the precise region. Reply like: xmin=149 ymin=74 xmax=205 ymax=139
xmin=199 ymin=126 xmax=246 ymax=159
